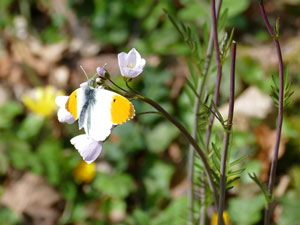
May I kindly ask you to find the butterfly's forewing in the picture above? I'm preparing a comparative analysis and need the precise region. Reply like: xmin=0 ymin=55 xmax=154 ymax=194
xmin=74 ymin=88 xmax=135 ymax=142
xmin=81 ymin=89 xmax=114 ymax=141
xmin=110 ymin=94 xmax=135 ymax=125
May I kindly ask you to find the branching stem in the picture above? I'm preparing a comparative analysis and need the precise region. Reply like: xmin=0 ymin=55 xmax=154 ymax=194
xmin=217 ymin=42 xmax=236 ymax=225
xmin=187 ymin=0 xmax=223 ymax=224
xmin=259 ymin=2 xmax=284 ymax=225
xmin=133 ymin=94 xmax=219 ymax=209
xmin=205 ymin=0 xmax=223 ymax=148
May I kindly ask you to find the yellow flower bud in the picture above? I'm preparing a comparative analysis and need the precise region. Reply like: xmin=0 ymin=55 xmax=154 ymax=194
xmin=211 ymin=211 xmax=231 ymax=225
xmin=73 ymin=160 xmax=96 ymax=183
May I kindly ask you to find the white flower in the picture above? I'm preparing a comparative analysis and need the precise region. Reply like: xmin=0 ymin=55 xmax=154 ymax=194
xmin=55 ymin=96 xmax=76 ymax=124
xmin=70 ymin=134 xmax=103 ymax=164
xmin=118 ymin=48 xmax=146 ymax=78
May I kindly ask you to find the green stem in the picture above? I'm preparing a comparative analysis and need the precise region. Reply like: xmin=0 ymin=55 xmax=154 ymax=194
xmin=188 ymin=0 xmax=223 ymax=224
xmin=217 ymin=42 xmax=236 ymax=225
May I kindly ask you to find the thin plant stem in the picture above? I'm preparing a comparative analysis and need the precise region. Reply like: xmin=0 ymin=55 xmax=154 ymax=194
xmin=188 ymin=0 xmax=223 ymax=224
xmin=136 ymin=111 xmax=160 ymax=116
xmin=205 ymin=0 xmax=223 ymax=149
xmin=259 ymin=1 xmax=284 ymax=225
xmin=199 ymin=176 xmax=206 ymax=225
xmin=133 ymin=94 xmax=219 ymax=210
xmin=217 ymin=42 xmax=236 ymax=225
xmin=107 ymin=77 xmax=129 ymax=93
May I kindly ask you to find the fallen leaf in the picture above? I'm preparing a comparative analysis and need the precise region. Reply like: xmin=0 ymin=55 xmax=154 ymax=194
xmin=254 ymin=124 xmax=286 ymax=181
xmin=1 ymin=172 xmax=62 ymax=225
xmin=171 ymin=178 xmax=188 ymax=198
xmin=219 ymin=86 xmax=273 ymax=130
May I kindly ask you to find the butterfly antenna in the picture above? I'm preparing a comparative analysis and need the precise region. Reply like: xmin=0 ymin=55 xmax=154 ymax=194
xmin=80 ymin=65 xmax=89 ymax=80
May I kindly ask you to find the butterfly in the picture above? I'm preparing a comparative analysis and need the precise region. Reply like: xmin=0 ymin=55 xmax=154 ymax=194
xmin=65 ymin=77 xmax=135 ymax=142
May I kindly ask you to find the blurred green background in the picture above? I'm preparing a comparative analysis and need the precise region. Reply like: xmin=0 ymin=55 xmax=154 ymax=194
xmin=0 ymin=0 xmax=300 ymax=224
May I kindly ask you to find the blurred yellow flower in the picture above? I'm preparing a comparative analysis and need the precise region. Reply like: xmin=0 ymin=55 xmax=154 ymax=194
xmin=73 ymin=160 xmax=96 ymax=183
xmin=211 ymin=211 xmax=231 ymax=225
xmin=22 ymin=86 xmax=64 ymax=118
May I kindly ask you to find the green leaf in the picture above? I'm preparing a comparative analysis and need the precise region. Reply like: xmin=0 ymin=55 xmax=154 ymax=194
xmin=70 ymin=202 xmax=86 ymax=222
xmin=0 ymin=101 xmax=23 ymax=129
xmin=17 ymin=114 xmax=44 ymax=140
xmin=248 ymin=172 xmax=271 ymax=203
xmin=222 ymin=0 xmax=250 ymax=18
xmin=0 ymin=206 xmax=21 ymax=225
xmin=228 ymin=168 xmax=246 ymax=177
xmin=240 ymin=160 xmax=261 ymax=183
xmin=229 ymin=154 xmax=248 ymax=168
xmin=145 ymin=122 xmax=179 ymax=153
xmin=275 ymin=17 xmax=280 ymax=37
xmin=93 ymin=172 xmax=135 ymax=198
xmin=228 ymin=194 xmax=265 ymax=225
xmin=7 ymin=139 xmax=32 ymax=170
xmin=114 ymin=122 xmax=145 ymax=153
xmin=130 ymin=209 xmax=150 ymax=225
xmin=279 ymin=194 xmax=300 ymax=225
xmin=211 ymin=142 xmax=221 ymax=160
xmin=226 ymin=176 xmax=240 ymax=187
xmin=185 ymin=77 xmax=201 ymax=99
xmin=60 ymin=181 xmax=78 ymax=201
xmin=151 ymin=196 xmax=188 ymax=225
xmin=164 ymin=10 xmax=184 ymax=40
xmin=218 ymin=8 xmax=228 ymax=31
xmin=143 ymin=160 xmax=174 ymax=196
xmin=0 ymin=150 xmax=9 ymax=175
xmin=202 ymin=22 xmax=209 ymax=47
xmin=187 ymin=61 xmax=198 ymax=87
xmin=37 ymin=139 xmax=63 ymax=185
xmin=212 ymin=155 xmax=221 ymax=171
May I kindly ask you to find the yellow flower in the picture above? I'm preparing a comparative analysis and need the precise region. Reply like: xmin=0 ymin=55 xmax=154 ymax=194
xmin=211 ymin=211 xmax=231 ymax=225
xmin=73 ymin=160 xmax=96 ymax=183
xmin=22 ymin=86 xmax=64 ymax=118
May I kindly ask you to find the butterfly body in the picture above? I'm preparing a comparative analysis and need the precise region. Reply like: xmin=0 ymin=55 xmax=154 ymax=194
xmin=66 ymin=83 xmax=135 ymax=142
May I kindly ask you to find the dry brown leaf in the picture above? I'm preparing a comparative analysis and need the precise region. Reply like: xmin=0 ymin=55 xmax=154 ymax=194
xmin=49 ymin=65 xmax=70 ymax=88
xmin=78 ymin=54 xmax=119 ymax=75
xmin=1 ymin=172 xmax=62 ymax=225
xmin=274 ymin=175 xmax=290 ymax=197
xmin=168 ymin=143 xmax=182 ymax=163
xmin=167 ymin=58 xmax=189 ymax=99
xmin=171 ymin=178 xmax=188 ymax=198
xmin=11 ymin=38 xmax=67 ymax=76
xmin=254 ymin=124 xmax=287 ymax=181
xmin=0 ymin=54 xmax=12 ymax=78
xmin=219 ymin=86 xmax=273 ymax=130
xmin=238 ymin=36 xmax=300 ymax=73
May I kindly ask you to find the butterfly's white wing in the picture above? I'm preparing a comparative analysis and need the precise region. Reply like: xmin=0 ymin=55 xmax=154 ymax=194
xmin=80 ymin=88 xmax=115 ymax=141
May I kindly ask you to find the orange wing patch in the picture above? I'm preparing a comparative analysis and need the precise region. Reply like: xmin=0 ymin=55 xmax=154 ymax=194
xmin=66 ymin=90 xmax=78 ymax=119
xmin=110 ymin=94 xmax=135 ymax=125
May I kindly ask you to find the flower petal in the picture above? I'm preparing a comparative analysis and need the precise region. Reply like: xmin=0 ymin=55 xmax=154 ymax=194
xmin=118 ymin=52 xmax=128 ymax=76
xmin=118 ymin=48 xmax=146 ymax=78
xmin=127 ymin=48 xmax=138 ymax=66
xmin=137 ymin=58 xmax=146 ymax=69
xmin=55 ymin=96 xmax=69 ymax=107
xmin=57 ymin=108 xmax=76 ymax=124
xmin=70 ymin=135 xmax=103 ymax=164
xmin=123 ymin=67 xmax=143 ymax=78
